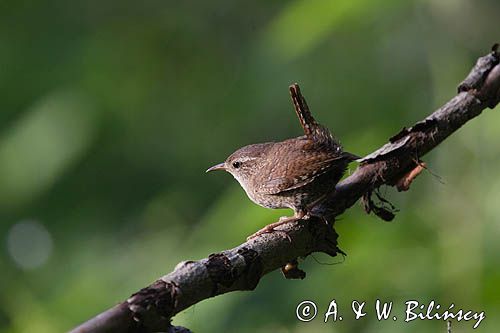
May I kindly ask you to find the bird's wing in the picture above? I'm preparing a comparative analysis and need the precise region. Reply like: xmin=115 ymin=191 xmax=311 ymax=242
xmin=256 ymin=84 xmax=359 ymax=195
xmin=257 ymin=139 xmax=356 ymax=195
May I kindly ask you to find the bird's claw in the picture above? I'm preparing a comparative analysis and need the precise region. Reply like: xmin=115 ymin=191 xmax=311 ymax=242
xmin=246 ymin=216 xmax=299 ymax=242
xmin=246 ymin=228 xmax=292 ymax=242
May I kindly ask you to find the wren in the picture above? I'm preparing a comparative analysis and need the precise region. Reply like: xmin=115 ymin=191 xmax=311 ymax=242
xmin=207 ymin=84 xmax=359 ymax=239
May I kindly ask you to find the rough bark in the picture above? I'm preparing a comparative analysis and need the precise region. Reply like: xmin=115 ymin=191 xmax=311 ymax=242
xmin=70 ymin=45 xmax=500 ymax=333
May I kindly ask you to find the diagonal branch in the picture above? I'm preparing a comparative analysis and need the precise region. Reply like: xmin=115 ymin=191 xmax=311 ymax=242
xmin=70 ymin=45 xmax=500 ymax=333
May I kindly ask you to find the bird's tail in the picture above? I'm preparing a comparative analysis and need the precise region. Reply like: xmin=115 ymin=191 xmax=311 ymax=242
xmin=289 ymin=83 xmax=317 ymax=137
xmin=289 ymin=83 xmax=339 ymax=146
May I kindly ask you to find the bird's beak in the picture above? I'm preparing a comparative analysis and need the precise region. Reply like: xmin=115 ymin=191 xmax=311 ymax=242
xmin=206 ymin=162 xmax=226 ymax=173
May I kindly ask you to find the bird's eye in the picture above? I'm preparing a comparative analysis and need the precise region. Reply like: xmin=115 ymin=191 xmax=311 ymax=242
xmin=232 ymin=161 xmax=242 ymax=169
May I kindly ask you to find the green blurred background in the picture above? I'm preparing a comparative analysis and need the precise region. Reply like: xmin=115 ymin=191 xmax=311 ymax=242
xmin=1 ymin=1 xmax=499 ymax=332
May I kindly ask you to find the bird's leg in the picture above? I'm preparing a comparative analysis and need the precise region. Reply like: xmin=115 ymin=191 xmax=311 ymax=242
xmin=246 ymin=210 xmax=306 ymax=241
xmin=305 ymin=195 xmax=332 ymax=226
xmin=278 ymin=210 xmax=307 ymax=223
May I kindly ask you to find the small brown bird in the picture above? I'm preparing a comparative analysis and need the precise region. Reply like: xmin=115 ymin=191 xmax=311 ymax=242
xmin=207 ymin=84 xmax=358 ymax=238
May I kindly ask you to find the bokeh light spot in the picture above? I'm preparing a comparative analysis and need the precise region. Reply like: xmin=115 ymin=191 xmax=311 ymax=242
xmin=6 ymin=220 xmax=53 ymax=270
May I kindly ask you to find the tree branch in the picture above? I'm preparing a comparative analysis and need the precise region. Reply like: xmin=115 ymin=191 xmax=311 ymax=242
xmin=70 ymin=45 xmax=500 ymax=333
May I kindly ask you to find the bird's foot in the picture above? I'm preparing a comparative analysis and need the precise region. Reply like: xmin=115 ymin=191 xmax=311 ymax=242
xmin=246 ymin=212 xmax=306 ymax=242
xmin=278 ymin=215 xmax=299 ymax=223
xmin=246 ymin=221 xmax=293 ymax=242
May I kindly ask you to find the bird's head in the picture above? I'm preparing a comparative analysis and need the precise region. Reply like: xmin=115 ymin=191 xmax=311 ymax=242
xmin=206 ymin=143 xmax=272 ymax=188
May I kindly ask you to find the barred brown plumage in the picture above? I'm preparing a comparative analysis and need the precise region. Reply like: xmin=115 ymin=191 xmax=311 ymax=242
xmin=207 ymin=83 xmax=358 ymax=239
